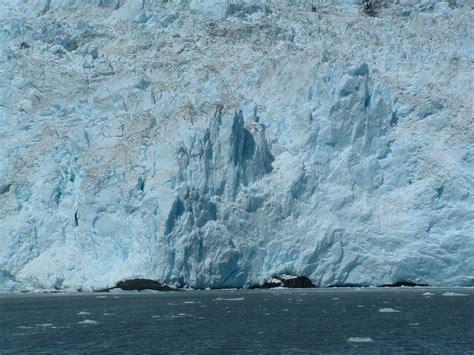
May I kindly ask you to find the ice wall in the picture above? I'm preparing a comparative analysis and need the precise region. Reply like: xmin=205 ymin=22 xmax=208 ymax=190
xmin=0 ymin=0 xmax=472 ymax=291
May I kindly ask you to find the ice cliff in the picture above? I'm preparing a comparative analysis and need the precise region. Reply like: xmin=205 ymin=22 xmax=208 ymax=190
xmin=0 ymin=0 xmax=473 ymax=291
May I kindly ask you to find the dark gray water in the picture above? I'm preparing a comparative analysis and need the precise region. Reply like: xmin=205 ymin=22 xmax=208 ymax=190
xmin=0 ymin=288 xmax=473 ymax=353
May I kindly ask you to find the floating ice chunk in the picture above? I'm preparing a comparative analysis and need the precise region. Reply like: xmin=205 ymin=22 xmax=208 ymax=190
xmin=77 ymin=311 xmax=91 ymax=315
xmin=78 ymin=319 xmax=99 ymax=325
xmin=442 ymin=292 xmax=469 ymax=297
xmin=379 ymin=308 xmax=401 ymax=313
xmin=103 ymin=313 xmax=115 ymax=316
xmin=422 ymin=292 xmax=435 ymax=296
xmin=214 ymin=297 xmax=245 ymax=301
xmin=184 ymin=301 xmax=196 ymax=304
xmin=348 ymin=337 xmax=373 ymax=343
xmin=35 ymin=323 xmax=54 ymax=327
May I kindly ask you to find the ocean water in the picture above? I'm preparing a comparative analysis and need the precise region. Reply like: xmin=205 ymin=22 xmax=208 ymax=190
xmin=0 ymin=288 xmax=472 ymax=353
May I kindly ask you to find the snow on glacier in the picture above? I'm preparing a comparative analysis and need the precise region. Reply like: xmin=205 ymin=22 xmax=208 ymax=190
xmin=0 ymin=0 xmax=473 ymax=291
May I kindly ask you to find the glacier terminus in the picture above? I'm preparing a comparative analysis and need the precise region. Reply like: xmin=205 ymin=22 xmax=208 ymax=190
xmin=0 ymin=0 xmax=473 ymax=292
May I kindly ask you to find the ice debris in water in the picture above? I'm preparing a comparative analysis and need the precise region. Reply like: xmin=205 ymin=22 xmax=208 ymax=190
xmin=379 ymin=308 xmax=401 ymax=313
xmin=442 ymin=292 xmax=469 ymax=297
xmin=214 ymin=297 xmax=245 ymax=301
xmin=78 ymin=319 xmax=100 ymax=325
xmin=422 ymin=292 xmax=435 ymax=296
xmin=348 ymin=337 xmax=373 ymax=343
xmin=35 ymin=323 xmax=54 ymax=327
xmin=77 ymin=311 xmax=91 ymax=315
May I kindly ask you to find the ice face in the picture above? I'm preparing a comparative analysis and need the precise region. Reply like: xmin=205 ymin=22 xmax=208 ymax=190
xmin=0 ymin=0 xmax=472 ymax=291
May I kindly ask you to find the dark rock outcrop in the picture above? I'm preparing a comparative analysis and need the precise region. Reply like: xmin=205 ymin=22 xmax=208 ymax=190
xmin=380 ymin=281 xmax=429 ymax=287
xmin=250 ymin=276 xmax=316 ymax=289
xmin=110 ymin=279 xmax=176 ymax=292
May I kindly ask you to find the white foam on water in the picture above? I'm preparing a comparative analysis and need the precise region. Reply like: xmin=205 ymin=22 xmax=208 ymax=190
xmin=442 ymin=292 xmax=469 ymax=297
xmin=357 ymin=305 xmax=364 ymax=308
xmin=184 ymin=301 xmax=196 ymax=304
xmin=77 ymin=311 xmax=91 ymax=315
xmin=379 ymin=308 xmax=401 ymax=313
xmin=348 ymin=337 xmax=373 ymax=343
xmin=409 ymin=323 xmax=420 ymax=326
xmin=18 ymin=326 xmax=32 ymax=329
xmin=103 ymin=313 xmax=115 ymax=316
xmin=78 ymin=319 xmax=99 ymax=325
xmin=282 ymin=308 xmax=289 ymax=312
xmin=95 ymin=296 xmax=107 ymax=299
xmin=422 ymin=292 xmax=435 ymax=296
xmin=332 ymin=298 xmax=340 ymax=300
xmin=152 ymin=315 xmax=160 ymax=318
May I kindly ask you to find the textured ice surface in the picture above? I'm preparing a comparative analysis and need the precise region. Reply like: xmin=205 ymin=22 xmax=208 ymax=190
xmin=0 ymin=0 xmax=473 ymax=291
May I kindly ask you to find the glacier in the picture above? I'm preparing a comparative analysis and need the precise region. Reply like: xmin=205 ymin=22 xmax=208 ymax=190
xmin=0 ymin=0 xmax=473 ymax=291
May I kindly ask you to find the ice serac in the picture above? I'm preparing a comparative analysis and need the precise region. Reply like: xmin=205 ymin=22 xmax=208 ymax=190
xmin=0 ymin=0 xmax=472 ymax=291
